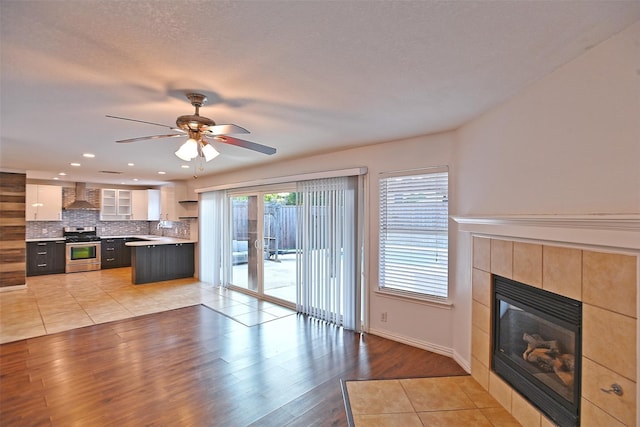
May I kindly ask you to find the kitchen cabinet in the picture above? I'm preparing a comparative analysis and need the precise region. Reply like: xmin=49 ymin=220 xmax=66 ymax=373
xmin=25 ymin=184 xmax=62 ymax=221
xmin=101 ymin=237 xmax=143 ymax=268
xmin=101 ymin=189 xmax=132 ymax=220
xmin=160 ymin=185 xmax=178 ymax=221
xmin=131 ymin=243 xmax=194 ymax=284
xmin=131 ymin=189 xmax=160 ymax=221
xmin=26 ymin=240 xmax=66 ymax=276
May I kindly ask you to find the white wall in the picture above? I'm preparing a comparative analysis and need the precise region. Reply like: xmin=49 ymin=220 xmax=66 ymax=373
xmin=189 ymin=19 xmax=640 ymax=370
xmin=456 ymin=20 xmax=640 ymax=216
xmin=452 ymin=20 xmax=640 ymax=366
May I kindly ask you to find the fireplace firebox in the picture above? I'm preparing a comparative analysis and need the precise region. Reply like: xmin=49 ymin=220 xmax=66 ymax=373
xmin=492 ymin=275 xmax=582 ymax=427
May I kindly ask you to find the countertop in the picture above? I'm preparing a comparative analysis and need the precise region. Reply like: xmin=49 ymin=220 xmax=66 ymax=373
xmin=26 ymin=236 xmax=197 ymax=245
xmin=124 ymin=236 xmax=197 ymax=246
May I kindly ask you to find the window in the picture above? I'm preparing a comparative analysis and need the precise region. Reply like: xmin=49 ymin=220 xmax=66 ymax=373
xmin=378 ymin=167 xmax=448 ymax=299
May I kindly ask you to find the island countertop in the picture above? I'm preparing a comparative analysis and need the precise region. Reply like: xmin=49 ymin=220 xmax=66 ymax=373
xmin=124 ymin=236 xmax=197 ymax=246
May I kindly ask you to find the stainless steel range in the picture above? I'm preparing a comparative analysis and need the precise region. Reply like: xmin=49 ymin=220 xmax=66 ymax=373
xmin=64 ymin=226 xmax=101 ymax=273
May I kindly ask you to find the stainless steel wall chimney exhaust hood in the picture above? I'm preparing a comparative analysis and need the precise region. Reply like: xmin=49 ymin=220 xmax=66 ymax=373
xmin=64 ymin=182 xmax=99 ymax=210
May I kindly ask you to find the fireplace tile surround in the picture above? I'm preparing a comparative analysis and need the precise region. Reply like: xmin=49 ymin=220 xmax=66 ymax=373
xmin=469 ymin=235 xmax=637 ymax=426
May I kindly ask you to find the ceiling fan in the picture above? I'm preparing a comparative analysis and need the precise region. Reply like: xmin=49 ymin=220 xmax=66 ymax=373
xmin=107 ymin=92 xmax=276 ymax=162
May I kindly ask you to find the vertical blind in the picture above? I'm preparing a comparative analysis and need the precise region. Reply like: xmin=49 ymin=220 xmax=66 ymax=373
xmin=296 ymin=176 xmax=360 ymax=330
xmin=199 ymin=190 xmax=226 ymax=286
xmin=379 ymin=168 xmax=449 ymax=299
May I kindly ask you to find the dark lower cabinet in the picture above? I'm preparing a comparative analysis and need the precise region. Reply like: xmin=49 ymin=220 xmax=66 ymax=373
xmin=101 ymin=238 xmax=121 ymax=269
xmin=131 ymin=243 xmax=194 ymax=284
xmin=27 ymin=240 xmax=66 ymax=276
xmin=101 ymin=237 xmax=141 ymax=269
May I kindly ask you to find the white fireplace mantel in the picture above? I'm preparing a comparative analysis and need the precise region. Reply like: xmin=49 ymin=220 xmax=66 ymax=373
xmin=452 ymin=214 xmax=640 ymax=251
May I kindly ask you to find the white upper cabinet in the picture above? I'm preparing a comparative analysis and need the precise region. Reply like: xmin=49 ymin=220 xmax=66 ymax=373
xmin=160 ymin=185 xmax=178 ymax=221
xmin=100 ymin=189 xmax=132 ymax=220
xmin=131 ymin=189 xmax=160 ymax=221
xmin=26 ymin=184 xmax=62 ymax=221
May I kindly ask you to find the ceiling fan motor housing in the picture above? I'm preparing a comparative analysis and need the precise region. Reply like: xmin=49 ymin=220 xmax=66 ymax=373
xmin=176 ymin=114 xmax=216 ymax=131
xmin=176 ymin=92 xmax=216 ymax=131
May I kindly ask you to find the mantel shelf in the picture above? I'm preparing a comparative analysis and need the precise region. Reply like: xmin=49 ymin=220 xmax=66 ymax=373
xmin=178 ymin=200 xmax=198 ymax=204
xmin=452 ymin=214 xmax=640 ymax=231
xmin=451 ymin=214 xmax=640 ymax=250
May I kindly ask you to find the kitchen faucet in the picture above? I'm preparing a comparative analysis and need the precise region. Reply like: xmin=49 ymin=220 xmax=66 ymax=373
xmin=156 ymin=220 xmax=171 ymax=236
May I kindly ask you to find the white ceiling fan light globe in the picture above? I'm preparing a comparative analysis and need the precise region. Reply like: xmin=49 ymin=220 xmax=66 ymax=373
xmin=175 ymin=138 xmax=199 ymax=161
xmin=201 ymin=143 xmax=220 ymax=162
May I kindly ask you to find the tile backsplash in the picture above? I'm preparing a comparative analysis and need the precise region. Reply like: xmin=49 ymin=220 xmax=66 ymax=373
xmin=26 ymin=209 xmax=191 ymax=239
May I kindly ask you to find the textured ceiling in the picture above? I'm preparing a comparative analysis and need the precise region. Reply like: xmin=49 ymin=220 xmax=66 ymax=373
xmin=1 ymin=1 xmax=639 ymax=185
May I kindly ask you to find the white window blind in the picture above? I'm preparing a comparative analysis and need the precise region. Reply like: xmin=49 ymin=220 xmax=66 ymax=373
xmin=379 ymin=168 xmax=449 ymax=299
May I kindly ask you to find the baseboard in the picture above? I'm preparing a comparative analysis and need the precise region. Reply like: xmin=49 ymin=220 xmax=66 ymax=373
xmin=368 ymin=327 xmax=453 ymax=358
xmin=452 ymin=350 xmax=471 ymax=373
xmin=0 ymin=284 xmax=27 ymax=292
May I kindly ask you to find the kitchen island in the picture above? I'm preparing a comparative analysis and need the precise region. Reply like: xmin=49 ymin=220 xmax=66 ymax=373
xmin=126 ymin=237 xmax=196 ymax=284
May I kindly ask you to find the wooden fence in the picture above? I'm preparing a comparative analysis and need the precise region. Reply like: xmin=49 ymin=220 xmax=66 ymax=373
xmin=232 ymin=202 xmax=297 ymax=251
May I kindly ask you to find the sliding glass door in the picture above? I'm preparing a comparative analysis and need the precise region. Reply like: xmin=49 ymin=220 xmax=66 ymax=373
xmin=228 ymin=188 xmax=297 ymax=305
xmin=229 ymin=194 xmax=259 ymax=292
xmin=262 ymin=191 xmax=297 ymax=302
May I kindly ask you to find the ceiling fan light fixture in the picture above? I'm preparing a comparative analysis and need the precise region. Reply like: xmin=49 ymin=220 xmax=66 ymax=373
xmin=201 ymin=143 xmax=219 ymax=162
xmin=175 ymin=138 xmax=199 ymax=161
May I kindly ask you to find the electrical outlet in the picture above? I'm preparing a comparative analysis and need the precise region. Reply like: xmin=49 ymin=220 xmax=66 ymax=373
xmin=381 ymin=312 xmax=388 ymax=322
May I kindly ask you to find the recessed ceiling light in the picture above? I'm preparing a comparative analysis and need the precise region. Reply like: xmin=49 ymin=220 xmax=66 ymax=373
xmin=158 ymin=171 xmax=166 ymax=175
xmin=83 ymin=153 xmax=95 ymax=158
xmin=53 ymin=177 xmax=59 ymax=180
xmin=132 ymin=178 xmax=139 ymax=182
xmin=58 ymin=172 xmax=66 ymax=176
xmin=70 ymin=162 xmax=81 ymax=167
xmin=181 ymin=165 xmax=190 ymax=169
xmin=128 ymin=163 xmax=135 ymax=166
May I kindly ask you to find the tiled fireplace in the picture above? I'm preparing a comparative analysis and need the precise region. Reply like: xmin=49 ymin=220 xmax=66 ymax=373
xmin=458 ymin=216 xmax=638 ymax=427
xmin=493 ymin=274 xmax=582 ymax=425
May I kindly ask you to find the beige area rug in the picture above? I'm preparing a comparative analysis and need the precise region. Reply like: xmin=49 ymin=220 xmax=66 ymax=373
xmin=341 ymin=376 xmax=522 ymax=426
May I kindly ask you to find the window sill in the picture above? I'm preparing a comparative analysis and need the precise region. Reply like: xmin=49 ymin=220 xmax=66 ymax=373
xmin=374 ymin=289 xmax=453 ymax=309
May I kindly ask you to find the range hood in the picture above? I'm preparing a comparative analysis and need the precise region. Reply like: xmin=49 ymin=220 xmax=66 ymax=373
xmin=64 ymin=182 xmax=99 ymax=210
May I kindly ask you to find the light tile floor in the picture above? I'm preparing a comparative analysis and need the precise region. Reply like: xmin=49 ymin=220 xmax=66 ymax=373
xmin=0 ymin=268 xmax=296 ymax=344
xmin=344 ymin=376 xmax=522 ymax=426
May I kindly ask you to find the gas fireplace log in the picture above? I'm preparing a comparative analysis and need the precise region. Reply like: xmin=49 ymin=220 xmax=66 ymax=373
xmin=553 ymin=354 xmax=575 ymax=387
xmin=522 ymin=332 xmax=575 ymax=387
xmin=522 ymin=333 xmax=559 ymax=360
xmin=526 ymin=348 xmax=556 ymax=371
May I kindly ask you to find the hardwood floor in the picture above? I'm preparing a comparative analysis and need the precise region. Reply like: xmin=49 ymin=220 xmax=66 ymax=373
xmin=0 ymin=305 xmax=466 ymax=426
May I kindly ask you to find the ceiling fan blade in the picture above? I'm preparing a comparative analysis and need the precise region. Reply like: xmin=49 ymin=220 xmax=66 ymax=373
xmin=209 ymin=135 xmax=276 ymax=155
xmin=203 ymin=124 xmax=250 ymax=135
xmin=116 ymin=134 xmax=184 ymax=143
xmin=106 ymin=115 xmax=183 ymax=131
